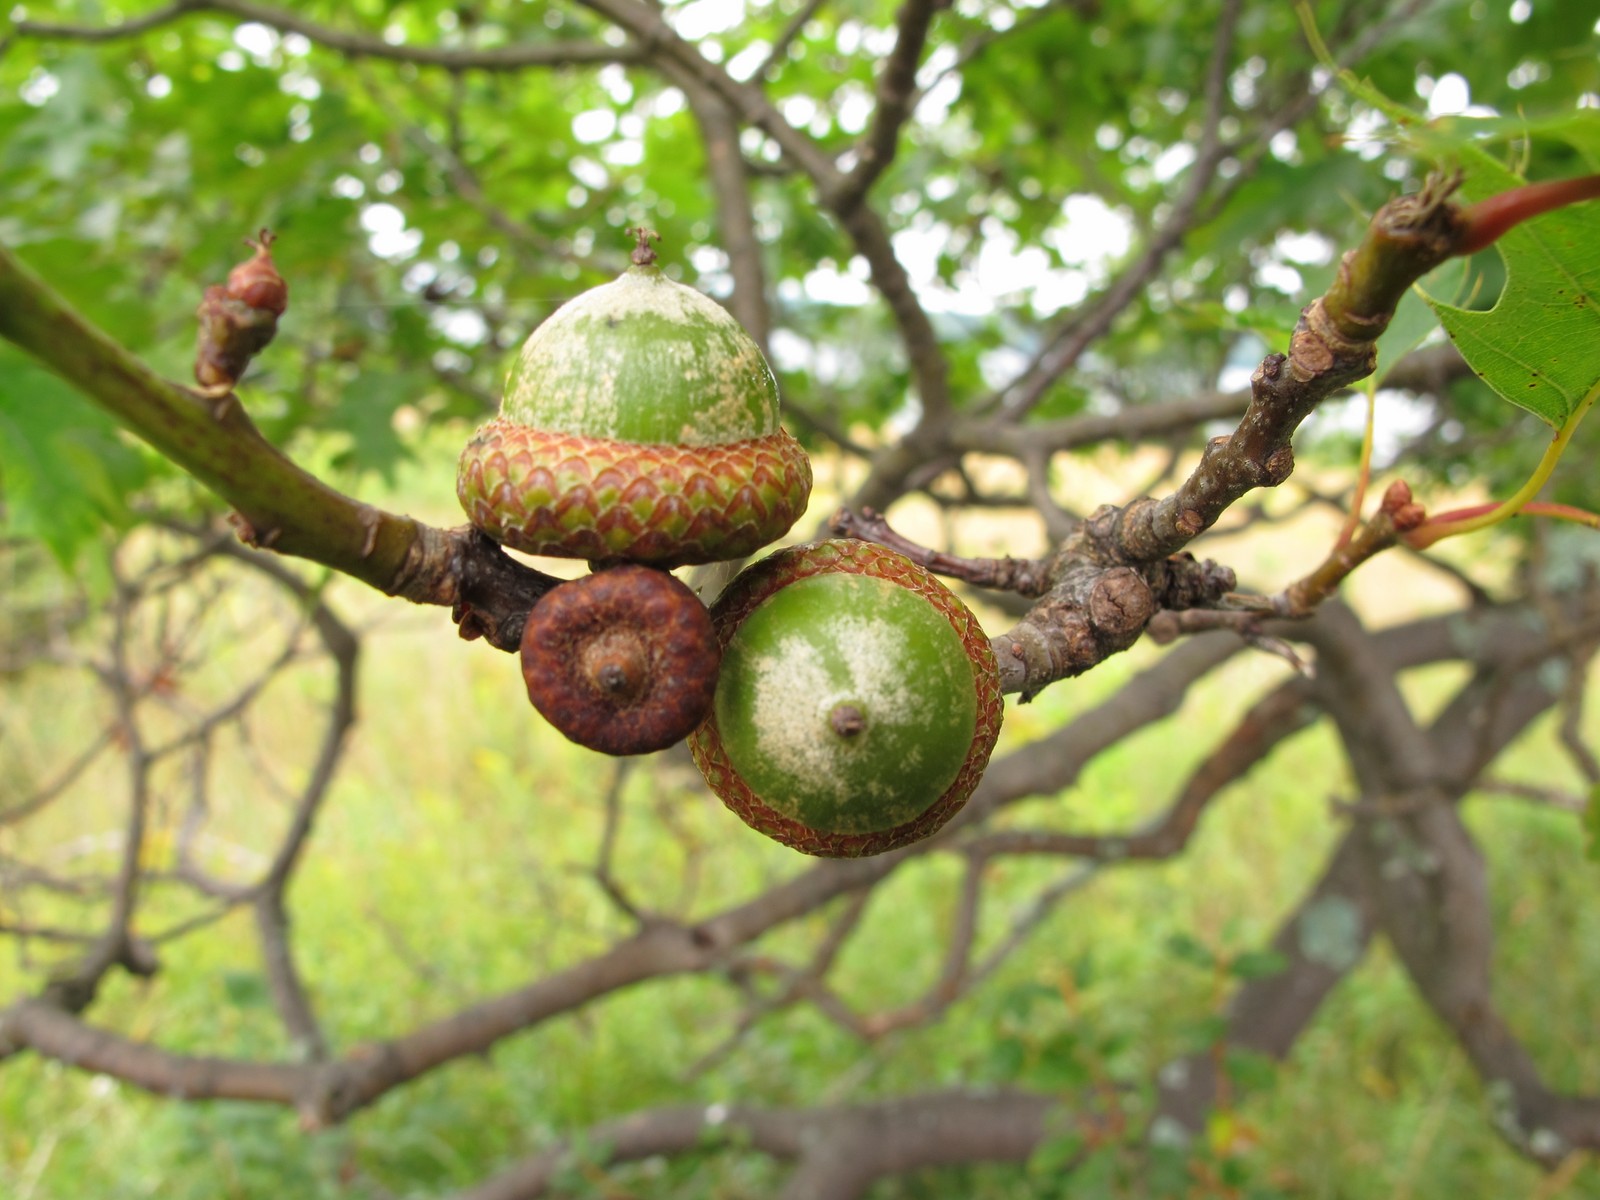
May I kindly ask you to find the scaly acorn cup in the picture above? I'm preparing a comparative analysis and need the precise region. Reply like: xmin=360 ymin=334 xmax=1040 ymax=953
xmin=689 ymin=539 xmax=1004 ymax=858
xmin=457 ymin=231 xmax=812 ymax=568
xmin=521 ymin=565 xmax=720 ymax=756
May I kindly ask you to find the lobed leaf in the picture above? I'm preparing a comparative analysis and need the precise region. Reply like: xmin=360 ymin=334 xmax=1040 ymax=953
xmin=1420 ymin=149 xmax=1600 ymax=429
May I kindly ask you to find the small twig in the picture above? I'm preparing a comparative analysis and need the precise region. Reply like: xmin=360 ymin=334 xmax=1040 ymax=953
xmin=961 ymin=677 xmax=1317 ymax=862
xmin=594 ymin=762 xmax=648 ymax=924
xmin=1473 ymin=779 xmax=1590 ymax=813
xmin=1557 ymin=648 xmax=1600 ymax=784
xmin=1273 ymin=481 xmax=1429 ymax=617
xmin=988 ymin=0 xmax=1245 ymax=422
xmin=830 ymin=858 xmax=992 ymax=1042
xmin=1148 ymin=612 xmax=1312 ymax=674
xmin=0 ymin=726 xmax=118 ymax=827
xmin=687 ymin=888 xmax=873 ymax=1077
xmin=254 ymin=894 xmax=329 ymax=1061
xmin=670 ymin=74 xmax=774 ymax=346
xmin=829 ymin=506 xmax=1053 ymax=595
xmin=754 ymin=0 xmax=828 ymax=80
xmin=365 ymin=72 xmax=589 ymax=275
xmin=834 ymin=0 xmax=947 ymax=212
xmin=14 ymin=0 xmax=643 ymax=70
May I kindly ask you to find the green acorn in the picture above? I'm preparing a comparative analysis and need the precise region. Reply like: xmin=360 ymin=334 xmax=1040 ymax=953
xmin=690 ymin=539 xmax=1004 ymax=857
xmin=457 ymin=230 xmax=812 ymax=568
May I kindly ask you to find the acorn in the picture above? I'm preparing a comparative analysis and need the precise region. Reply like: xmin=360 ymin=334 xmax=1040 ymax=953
xmin=456 ymin=229 xmax=812 ymax=568
xmin=689 ymin=539 xmax=1004 ymax=857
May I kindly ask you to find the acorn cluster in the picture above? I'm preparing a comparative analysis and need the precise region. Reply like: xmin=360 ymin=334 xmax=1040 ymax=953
xmin=456 ymin=231 xmax=1002 ymax=857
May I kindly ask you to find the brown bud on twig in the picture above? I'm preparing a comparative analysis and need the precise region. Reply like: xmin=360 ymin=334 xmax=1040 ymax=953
xmin=520 ymin=565 xmax=720 ymax=756
xmin=228 ymin=230 xmax=288 ymax=314
xmin=1379 ymin=481 xmax=1427 ymax=530
xmin=195 ymin=229 xmax=288 ymax=391
xmin=1390 ymin=503 xmax=1427 ymax=532
xmin=1380 ymin=480 xmax=1414 ymax=514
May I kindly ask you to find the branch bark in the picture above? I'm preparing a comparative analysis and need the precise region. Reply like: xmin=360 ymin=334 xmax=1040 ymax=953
xmin=13 ymin=0 xmax=644 ymax=69
xmin=0 ymin=241 xmax=556 ymax=651
xmin=832 ymin=0 xmax=948 ymax=213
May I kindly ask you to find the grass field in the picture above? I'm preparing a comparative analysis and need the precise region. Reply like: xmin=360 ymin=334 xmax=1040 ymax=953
xmin=3 ymin=435 xmax=1598 ymax=1198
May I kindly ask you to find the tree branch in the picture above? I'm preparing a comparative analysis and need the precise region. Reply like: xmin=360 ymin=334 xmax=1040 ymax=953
xmin=4 ymin=586 xmax=1592 ymax=1181
xmin=446 ymin=1090 xmax=1054 ymax=1200
xmin=984 ymin=0 xmax=1244 ymax=421
xmin=14 ymin=0 xmax=644 ymax=70
xmin=832 ymin=0 xmax=948 ymax=213
xmin=1302 ymin=595 xmax=1600 ymax=1167
xmin=754 ymin=0 xmax=829 ymax=82
xmin=962 ymin=673 xmax=1317 ymax=861
xmin=0 ymin=241 xmax=556 ymax=651
xmin=1102 ymin=176 xmax=1469 ymax=564
xmin=676 ymin=76 xmax=774 ymax=346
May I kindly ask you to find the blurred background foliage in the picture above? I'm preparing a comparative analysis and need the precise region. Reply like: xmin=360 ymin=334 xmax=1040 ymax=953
xmin=2 ymin=0 xmax=1600 ymax=1197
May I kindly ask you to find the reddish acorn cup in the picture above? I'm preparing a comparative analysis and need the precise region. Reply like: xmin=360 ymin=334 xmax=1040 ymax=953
xmin=457 ymin=230 xmax=812 ymax=568
xmin=689 ymin=539 xmax=1004 ymax=858
xmin=521 ymin=565 xmax=721 ymax=756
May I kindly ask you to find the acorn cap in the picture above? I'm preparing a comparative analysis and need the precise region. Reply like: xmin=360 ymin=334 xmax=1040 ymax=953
xmin=521 ymin=565 xmax=721 ymax=756
xmin=457 ymin=254 xmax=812 ymax=567
xmin=458 ymin=420 xmax=810 ymax=567
xmin=690 ymin=539 xmax=1004 ymax=857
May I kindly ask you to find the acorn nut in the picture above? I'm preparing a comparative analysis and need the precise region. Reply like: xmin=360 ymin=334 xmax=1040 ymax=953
xmin=457 ymin=230 xmax=813 ymax=568
xmin=689 ymin=539 xmax=1004 ymax=857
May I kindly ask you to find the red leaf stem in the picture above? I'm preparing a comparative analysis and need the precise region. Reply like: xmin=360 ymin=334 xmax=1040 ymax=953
xmin=1457 ymin=174 xmax=1600 ymax=255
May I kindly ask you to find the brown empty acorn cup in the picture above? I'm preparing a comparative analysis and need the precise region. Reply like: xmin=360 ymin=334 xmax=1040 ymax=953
xmin=520 ymin=565 xmax=721 ymax=756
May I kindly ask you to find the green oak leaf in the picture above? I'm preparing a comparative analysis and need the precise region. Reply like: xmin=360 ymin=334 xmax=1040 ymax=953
xmin=1419 ymin=150 xmax=1600 ymax=429
xmin=322 ymin=368 xmax=423 ymax=483
xmin=0 ymin=353 xmax=147 ymax=567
